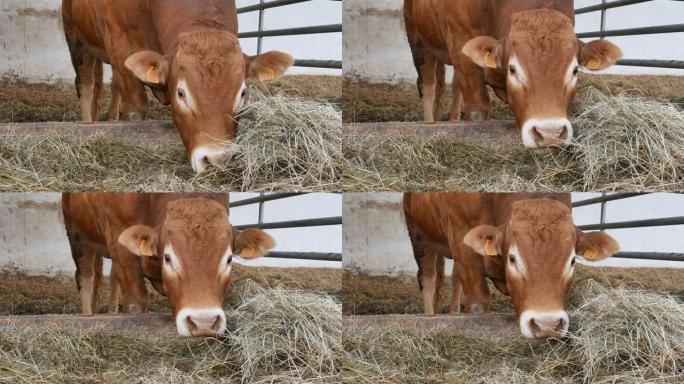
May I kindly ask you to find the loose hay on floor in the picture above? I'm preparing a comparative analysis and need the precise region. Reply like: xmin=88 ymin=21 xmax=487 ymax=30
xmin=0 ymin=282 xmax=342 ymax=383
xmin=343 ymin=282 xmax=684 ymax=383
xmin=0 ymin=88 xmax=341 ymax=192
xmin=344 ymin=87 xmax=684 ymax=192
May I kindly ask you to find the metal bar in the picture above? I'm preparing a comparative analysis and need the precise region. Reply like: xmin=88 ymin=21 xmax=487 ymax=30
xmin=237 ymin=0 xmax=309 ymax=13
xmin=572 ymin=193 xmax=647 ymax=208
xmin=575 ymin=0 xmax=652 ymax=15
xmin=613 ymin=252 xmax=684 ymax=262
xmin=230 ymin=193 xmax=304 ymax=208
xmin=294 ymin=59 xmax=342 ymax=69
xmin=257 ymin=193 xmax=265 ymax=226
xmin=266 ymin=251 xmax=342 ymax=262
xmin=616 ymin=59 xmax=684 ymax=69
xmin=599 ymin=0 xmax=607 ymax=40
xmin=578 ymin=216 xmax=684 ymax=231
xmin=599 ymin=193 xmax=607 ymax=231
xmin=234 ymin=216 xmax=342 ymax=230
xmin=238 ymin=24 xmax=341 ymax=38
xmin=576 ymin=23 xmax=684 ymax=38
xmin=256 ymin=0 xmax=265 ymax=55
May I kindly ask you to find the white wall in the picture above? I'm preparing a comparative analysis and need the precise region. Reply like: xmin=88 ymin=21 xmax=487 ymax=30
xmin=343 ymin=193 xmax=684 ymax=276
xmin=0 ymin=193 xmax=341 ymax=275
xmin=343 ymin=0 xmax=684 ymax=84
xmin=0 ymin=0 xmax=341 ymax=83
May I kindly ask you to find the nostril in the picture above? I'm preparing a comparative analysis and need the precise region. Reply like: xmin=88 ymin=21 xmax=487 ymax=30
xmin=201 ymin=155 xmax=212 ymax=167
xmin=555 ymin=318 xmax=566 ymax=333
xmin=532 ymin=126 xmax=544 ymax=143
xmin=559 ymin=126 xmax=569 ymax=141
xmin=211 ymin=315 xmax=222 ymax=332
xmin=185 ymin=316 xmax=198 ymax=333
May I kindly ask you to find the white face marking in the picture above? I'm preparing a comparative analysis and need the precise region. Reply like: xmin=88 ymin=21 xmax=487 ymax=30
xmin=175 ymin=78 xmax=197 ymax=114
xmin=163 ymin=243 xmax=183 ymax=274
xmin=175 ymin=307 xmax=227 ymax=337
xmin=507 ymin=55 xmax=528 ymax=88
xmin=519 ymin=309 xmax=569 ymax=339
xmin=233 ymin=82 xmax=247 ymax=113
xmin=507 ymin=244 xmax=527 ymax=277
xmin=190 ymin=146 xmax=231 ymax=173
xmin=565 ymin=57 xmax=579 ymax=86
xmin=219 ymin=246 xmax=233 ymax=277
xmin=520 ymin=118 xmax=573 ymax=148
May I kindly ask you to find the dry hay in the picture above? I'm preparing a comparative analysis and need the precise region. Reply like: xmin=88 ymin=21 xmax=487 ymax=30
xmin=343 ymin=282 xmax=684 ymax=383
xmin=344 ymin=87 xmax=684 ymax=192
xmin=0 ymin=87 xmax=342 ymax=192
xmin=0 ymin=282 xmax=342 ymax=383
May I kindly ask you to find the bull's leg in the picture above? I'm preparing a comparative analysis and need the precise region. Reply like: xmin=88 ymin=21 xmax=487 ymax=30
xmin=106 ymin=72 xmax=122 ymax=121
xmin=419 ymin=56 xmax=439 ymax=123
xmin=91 ymin=59 xmax=103 ymax=121
xmin=106 ymin=261 xmax=120 ymax=313
xmin=417 ymin=249 xmax=439 ymax=315
xmin=448 ymin=71 xmax=463 ymax=121
xmin=434 ymin=252 xmax=444 ymax=314
xmin=74 ymin=54 xmax=98 ymax=124
xmin=115 ymin=68 xmax=149 ymax=121
xmin=434 ymin=62 xmax=445 ymax=121
xmin=74 ymin=249 xmax=97 ymax=316
xmin=450 ymin=243 xmax=491 ymax=314
xmin=453 ymin=55 xmax=491 ymax=121
xmin=449 ymin=261 xmax=463 ymax=314
xmin=92 ymin=252 xmax=103 ymax=313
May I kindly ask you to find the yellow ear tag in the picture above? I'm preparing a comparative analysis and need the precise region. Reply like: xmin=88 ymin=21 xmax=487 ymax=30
xmin=139 ymin=240 xmax=154 ymax=257
xmin=584 ymin=249 xmax=599 ymax=260
xmin=484 ymin=240 xmax=498 ymax=256
xmin=484 ymin=52 xmax=498 ymax=69
xmin=240 ymin=246 xmax=255 ymax=259
xmin=146 ymin=65 xmax=160 ymax=84
xmin=258 ymin=68 xmax=275 ymax=82
xmin=586 ymin=58 xmax=601 ymax=70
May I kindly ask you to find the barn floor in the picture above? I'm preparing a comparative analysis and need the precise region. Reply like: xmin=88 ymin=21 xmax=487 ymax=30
xmin=0 ymin=266 xmax=342 ymax=383
xmin=0 ymin=75 xmax=341 ymax=123
xmin=0 ymin=265 xmax=341 ymax=316
xmin=342 ymin=74 xmax=684 ymax=123
xmin=342 ymin=74 xmax=684 ymax=192
xmin=342 ymin=264 xmax=684 ymax=316
xmin=343 ymin=266 xmax=684 ymax=383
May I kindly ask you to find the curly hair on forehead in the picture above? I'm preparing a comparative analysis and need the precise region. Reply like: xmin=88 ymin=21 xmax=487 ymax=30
xmin=177 ymin=29 xmax=243 ymax=77
xmin=511 ymin=199 xmax=572 ymax=226
xmin=167 ymin=198 xmax=228 ymax=228
xmin=509 ymin=9 xmax=577 ymax=56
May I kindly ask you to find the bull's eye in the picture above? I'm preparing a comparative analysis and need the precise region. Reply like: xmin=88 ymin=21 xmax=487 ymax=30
xmin=241 ymin=89 xmax=247 ymax=98
xmin=573 ymin=66 xmax=580 ymax=76
xmin=509 ymin=65 xmax=517 ymax=75
xmin=571 ymin=257 xmax=577 ymax=266
xmin=177 ymin=88 xmax=185 ymax=99
xmin=227 ymin=254 xmax=233 ymax=264
xmin=508 ymin=254 xmax=516 ymax=264
xmin=164 ymin=254 xmax=171 ymax=263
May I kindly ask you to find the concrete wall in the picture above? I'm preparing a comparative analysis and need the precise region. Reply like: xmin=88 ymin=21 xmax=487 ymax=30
xmin=343 ymin=0 xmax=684 ymax=84
xmin=0 ymin=0 xmax=341 ymax=83
xmin=0 ymin=193 xmax=341 ymax=275
xmin=343 ymin=193 xmax=684 ymax=276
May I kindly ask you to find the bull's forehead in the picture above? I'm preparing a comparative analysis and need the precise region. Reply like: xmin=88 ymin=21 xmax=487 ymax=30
xmin=508 ymin=200 xmax=575 ymax=250
xmin=163 ymin=199 xmax=231 ymax=250
xmin=508 ymin=9 xmax=577 ymax=61
xmin=176 ymin=29 xmax=246 ymax=84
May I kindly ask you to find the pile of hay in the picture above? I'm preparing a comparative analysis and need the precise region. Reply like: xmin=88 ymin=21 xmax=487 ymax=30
xmin=0 ymin=282 xmax=342 ymax=383
xmin=344 ymin=87 xmax=684 ymax=191
xmin=343 ymin=282 xmax=684 ymax=383
xmin=0 ymin=87 xmax=341 ymax=192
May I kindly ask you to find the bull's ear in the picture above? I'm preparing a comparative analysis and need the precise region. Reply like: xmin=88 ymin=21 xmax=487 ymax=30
xmin=245 ymin=51 xmax=294 ymax=82
xmin=232 ymin=228 xmax=275 ymax=259
xmin=463 ymin=225 xmax=504 ymax=256
xmin=118 ymin=225 xmax=159 ymax=257
xmin=124 ymin=51 xmax=170 ymax=85
xmin=575 ymin=229 xmax=619 ymax=260
xmin=578 ymin=39 xmax=622 ymax=71
xmin=463 ymin=36 xmax=503 ymax=69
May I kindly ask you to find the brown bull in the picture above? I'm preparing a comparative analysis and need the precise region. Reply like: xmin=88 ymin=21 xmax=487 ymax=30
xmin=404 ymin=193 xmax=619 ymax=338
xmin=62 ymin=0 xmax=293 ymax=172
xmin=404 ymin=0 xmax=622 ymax=148
xmin=62 ymin=193 xmax=275 ymax=337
